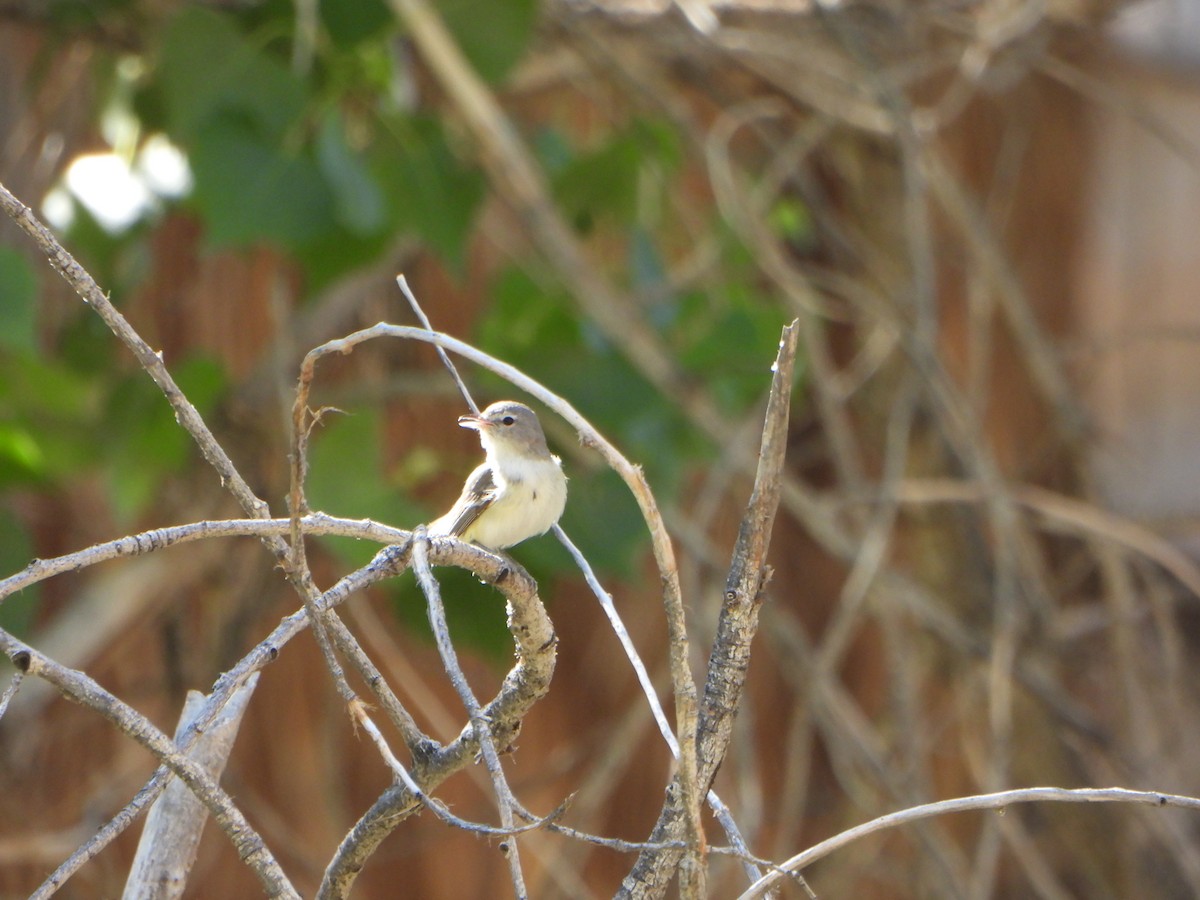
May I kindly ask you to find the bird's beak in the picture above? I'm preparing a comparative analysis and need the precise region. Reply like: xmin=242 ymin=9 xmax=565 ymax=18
xmin=458 ymin=414 xmax=487 ymax=431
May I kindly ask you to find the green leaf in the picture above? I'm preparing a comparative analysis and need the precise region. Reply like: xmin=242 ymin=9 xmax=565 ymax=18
xmin=0 ymin=424 xmax=46 ymax=485
xmin=307 ymin=409 xmax=385 ymax=519
xmin=100 ymin=357 xmax=225 ymax=520
xmin=0 ymin=516 xmax=37 ymax=637
xmin=158 ymin=6 xmax=307 ymax=142
xmin=297 ymin=225 xmax=389 ymax=294
xmin=551 ymin=120 xmax=683 ymax=233
xmin=320 ymin=0 xmax=392 ymax=45
xmin=57 ymin=310 xmax=116 ymax=375
xmin=439 ymin=0 xmax=538 ymax=84
xmin=769 ymin=196 xmax=814 ymax=245
xmin=0 ymin=353 xmax=96 ymax=419
xmin=558 ymin=469 xmax=647 ymax=577
xmin=103 ymin=380 xmax=187 ymax=520
xmin=307 ymin=405 xmax=424 ymax=525
xmin=390 ymin=568 xmax=513 ymax=663
xmin=316 ymin=111 xmax=388 ymax=236
xmin=306 ymin=409 xmax=427 ymax=565
xmin=552 ymin=135 xmax=640 ymax=231
xmin=0 ymin=249 xmax=37 ymax=353
xmin=477 ymin=266 xmax=699 ymax=516
xmin=173 ymin=355 xmax=228 ymax=417
xmin=675 ymin=287 xmax=799 ymax=413
xmin=0 ymin=352 xmax=100 ymax=487
xmin=478 ymin=268 xmax=580 ymax=365
xmin=374 ymin=116 xmax=484 ymax=268
xmin=188 ymin=113 xmax=336 ymax=248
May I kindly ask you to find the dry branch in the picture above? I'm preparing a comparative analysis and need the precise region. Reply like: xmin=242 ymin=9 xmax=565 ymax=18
xmin=1 ymin=641 xmax=297 ymax=899
xmin=318 ymin=538 xmax=557 ymax=899
xmin=123 ymin=676 xmax=260 ymax=900
xmin=413 ymin=533 xmax=533 ymax=899
xmin=3 ymin=522 xmax=560 ymax=897
xmin=619 ymin=320 xmax=800 ymax=897
xmin=9 ymin=5 xmax=1197 ymax=892
xmin=737 ymin=787 xmax=1200 ymax=899
xmin=0 ymin=165 xmax=702 ymax=892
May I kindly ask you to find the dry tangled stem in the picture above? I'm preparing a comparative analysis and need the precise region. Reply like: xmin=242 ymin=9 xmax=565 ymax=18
xmin=6 ymin=0 xmax=1200 ymax=897
xmin=0 ymin=176 xmax=799 ymax=897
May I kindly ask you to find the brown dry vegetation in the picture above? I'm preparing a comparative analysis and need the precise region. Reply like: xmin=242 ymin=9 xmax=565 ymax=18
xmin=4 ymin=1 xmax=1200 ymax=897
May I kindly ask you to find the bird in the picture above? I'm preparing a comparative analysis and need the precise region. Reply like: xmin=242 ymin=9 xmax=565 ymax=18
xmin=428 ymin=401 xmax=567 ymax=550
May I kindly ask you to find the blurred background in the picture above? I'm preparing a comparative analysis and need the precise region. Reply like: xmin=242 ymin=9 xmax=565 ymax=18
xmin=3 ymin=0 xmax=1200 ymax=896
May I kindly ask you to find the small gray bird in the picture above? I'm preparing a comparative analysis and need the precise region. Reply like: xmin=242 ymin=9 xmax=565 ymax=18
xmin=428 ymin=401 xmax=567 ymax=550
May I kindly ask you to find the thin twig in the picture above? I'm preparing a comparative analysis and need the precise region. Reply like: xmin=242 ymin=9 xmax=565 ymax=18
xmin=288 ymin=337 xmax=367 ymax=721
xmin=766 ymin=606 xmax=973 ymax=894
xmin=404 ymin=279 xmax=764 ymax=885
xmin=324 ymin=612 xmax=432 ymax=758
xmin=411 ymin=532 xmax=530 ymax=900
xmin=737 ymin=787 xmax=1200 ymax=899
xmin=302 ymin=321 xmax=706 ymax=868
xmin=396 ymin=274 xmax=480 ymax=415
xmin=0 ymin=669 xmax=22 ymax=721
xmin=0 ymin=516 xmax=409 ymax=606
xmin=889 ymin=479 xmax=1200 ymax=600
xmin=348 ymin=701 xmax=563 ymax=838
xmin=32 ymin=540 xmax=416 ymax=897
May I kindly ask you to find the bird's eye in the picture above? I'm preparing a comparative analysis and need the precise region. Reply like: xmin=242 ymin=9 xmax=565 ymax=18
xmin=501 ymin=416 xmax=515 ymax=426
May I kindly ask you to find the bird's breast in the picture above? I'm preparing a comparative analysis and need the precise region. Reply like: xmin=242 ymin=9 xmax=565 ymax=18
xmin=475 ymin=457 xmax=567 ymax=548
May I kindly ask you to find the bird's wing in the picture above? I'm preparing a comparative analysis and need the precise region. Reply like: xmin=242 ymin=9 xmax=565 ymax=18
xmin=439 ymin=463 xmax=498 ymax=538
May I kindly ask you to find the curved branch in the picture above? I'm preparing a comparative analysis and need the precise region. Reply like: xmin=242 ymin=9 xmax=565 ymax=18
xmin=737 ymin=787 xmax=1200 ymax=899
xmin=318 ymin=537 xmax=557 ymax=899
xmin=299 ymin=319 xmax=702 ymax=876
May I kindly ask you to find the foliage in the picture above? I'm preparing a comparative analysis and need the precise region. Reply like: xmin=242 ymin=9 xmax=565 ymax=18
xmin=1 ymin=0 xmax=808 ymax=890
xmin=18 ymin=0 xmax=806 ymax=596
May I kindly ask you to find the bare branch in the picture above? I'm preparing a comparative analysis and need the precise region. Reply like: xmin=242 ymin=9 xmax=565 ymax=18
xmin=318 ymin=536 xmax=557 ymax=899
xmin=2 ymin=641 xmax=297 ymax=899
xmin=0 ymin=516 xmax=410 ymax=607
xmin=737 ymin=788 xmax=1200 ymax=899
xmin=299 ymin=317 xmax=706 ymax=882
xmin=0 ymin=669 xmax=21 ymax=721
xmin=412 ymin=534 xmax=530 ymax=899
xmin=618 ymin=320 xmax=800 ymax=897
xmin=891 ymin=479 xmax=1200 ymax=600
xmin=286 ymin=342 xmax=365 ymax=725
xmin=123 ymin=675 xmax=260 ymax=900
xmin=28 ymin=540 xmax=415 ymax=896
xmin=396 ymin=274 xmax=481 ymax=416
